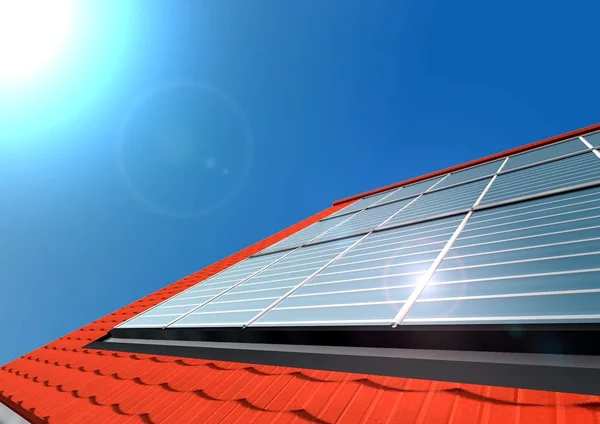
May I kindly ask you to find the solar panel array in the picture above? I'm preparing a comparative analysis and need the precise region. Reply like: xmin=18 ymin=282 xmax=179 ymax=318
xmin=120 ymin=131 xmax=600 ymax=330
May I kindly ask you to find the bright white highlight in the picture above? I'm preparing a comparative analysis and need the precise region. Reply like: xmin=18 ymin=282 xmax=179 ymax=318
xmin=0 ymin=0 xmax=74 ymax=82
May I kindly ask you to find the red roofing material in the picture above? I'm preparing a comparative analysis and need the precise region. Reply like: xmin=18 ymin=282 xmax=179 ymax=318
xmin=2 ymin=124 xmax=600 ymax=423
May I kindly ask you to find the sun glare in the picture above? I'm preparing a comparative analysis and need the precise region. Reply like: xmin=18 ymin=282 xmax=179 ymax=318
xmin=0 ymin=0 xmax=74 ymax=83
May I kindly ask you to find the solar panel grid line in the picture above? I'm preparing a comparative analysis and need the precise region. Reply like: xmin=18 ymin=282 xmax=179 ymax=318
xmin=426 ymin=267 xmax=600 ymax=286
xmin=369 ymin=186 xmax=403 ymax=207
xmin=472 ymin=159 xmax=507 ymax=209
xmin=303 ymin=199 xmax=417 ymax=246
xmin=272 ymin=299 xmax=407 ymax=311
xmin=486 ymin=162 xmax=600 ymax=198
xmin=580 ymin=135 xmax=594 ymax=150
xmin=475 ymin=180 xmax=600 ymax=213
xmin=243 ymin=233 xmax=371 ymax=327
xmin=415 ymin=287 xmax=600 ymax=304
xmin=376 ymin=192 xmax=423 ymax=228
xmin=161 ymin=247 xmax=305 ymax=329
xmin=381 ymin=179 xmax=490 ymax=228
xmin=502 ymin=138 xmax=588 ymax=171
xmin=457 ymin=215 xmax=600 ymax=247
xmin=253 ymin=211 xmax=359 ymax=257
xmin=452 ymin=225 xmax=600 ymax=253
xmin=114 ymin=253 xmax=265 ymax=328
xmin=355 ymin=222 xmax=460 ymax=252
xmin=376 ymin=209 xmax=471 ymax=235
xmin=466 ymin=192 xmax=600 ymax=227
xmin=391 ymin=211 xmax=473 ymax=327
xmin=326 ymin=189 xmax=397 ymax=220
xmin=424 ymin=173 xmax=450 ymax=191
xmin=463 ymin=204 xmax=600 ymax=236
xmin=286 ymin=282 xmax=417 ymax=299
xmin=444 ymin=237 xmax=600 ymax=263
xmin=498 ymin=148 xmax=589 ymax=176
xmin=438 ymin=250 xmax=600 ymax=273
xmin=368 ymin=176 xmax=446 ymax=208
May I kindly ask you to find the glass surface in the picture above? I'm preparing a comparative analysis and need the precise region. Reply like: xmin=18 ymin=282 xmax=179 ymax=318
xmin=436 ymin=160 xmax=503 ymax=189
xmin=120 ymin=250 xmax=288 ymax=328
xmin=405 ymin=189 xmax=600 ymax=325
xmin=375 ymin=175 xmax=447 ymax=204
xmin=503 ymin=138 xmax=587 ymax=171
xmin=481 ymin=152 xmax=600 ymax=205
xmin=386 ymin=178 xmax=489 ymax=227
xmin=260 ymin=212 xmax=358 ymax=253
xmin=253 ymin=302 xmax=404 ymax=326
xmin=169 ymin=236 xmax=360 ymax=327
xmin=329 ymin=189 xmax=397 ymax=218
xmin=317 ymin=197 xmax=416 ymax=241
xmin=405 ymin=291 xmax=600 ymax=324
xmin=254 ymin=216 xmax=463 ymax=326
xmin=582 ymin=131 xmax=600 ymax=148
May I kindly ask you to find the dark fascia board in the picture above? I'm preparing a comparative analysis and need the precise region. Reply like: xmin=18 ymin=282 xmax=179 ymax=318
xmin=89 ymin=335 xmax=600 ymax=396
xmin=335 ymin=122 xmax=600 ymax=206
xmin=86 ymin=324 xmax=600 ymax=395
xmin=106 ymin=324 xmax=600 ymax=356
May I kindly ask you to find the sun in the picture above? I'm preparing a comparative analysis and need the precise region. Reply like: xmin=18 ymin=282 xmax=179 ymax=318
xmin=0 ymin=0 xmax=74 ymax=83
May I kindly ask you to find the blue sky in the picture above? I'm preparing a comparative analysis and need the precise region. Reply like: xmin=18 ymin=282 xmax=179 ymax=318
xmin=1 ymin=0 xmax=599 ymax=365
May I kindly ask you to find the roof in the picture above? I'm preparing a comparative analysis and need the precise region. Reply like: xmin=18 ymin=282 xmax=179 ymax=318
xmin=2 ymin=125 xmax=600 ymax=424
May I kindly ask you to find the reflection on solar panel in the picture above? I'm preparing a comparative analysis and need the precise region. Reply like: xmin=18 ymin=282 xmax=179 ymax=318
xmin=405 ymin=186 xmax=600 ymax=325
xmin=253 ymin=215 xmax=465 ymax=326
xmin=121 ymin=128 xmax=600 ymax=332
xmin=502 ymin=138 xmax=587 ymax=171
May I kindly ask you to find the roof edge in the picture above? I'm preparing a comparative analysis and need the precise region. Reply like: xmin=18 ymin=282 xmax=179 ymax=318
xmin=333 ymin=122 xmax=600 ymax=206
xmin=0 ymin=397 xmax=45 ymax=424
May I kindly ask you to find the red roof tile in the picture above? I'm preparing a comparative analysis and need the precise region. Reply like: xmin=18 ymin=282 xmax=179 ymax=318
xmin=3 ymin=126 xmax=600 ymax=423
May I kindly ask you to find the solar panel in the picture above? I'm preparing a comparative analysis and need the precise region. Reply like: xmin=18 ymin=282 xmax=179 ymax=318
xmin=435 ymin=160 xmax=503 ymax=189
xmin=373 ymin=175 xmax=446 ymax=205
xmin=480 ymin=152 xmax=600 ymax=206
xmin=170 ymin=237 xmax=361 ymax=327
xmin=119 ymin=250 xmax=291 ymax=328
xmin=328 ymin=189 xmax=396 ymax=218
xmin=403 ymin=186 xmax=600 ymax=325
xmin=252 ymin=215 xmax=465 ymax=326
xmin=315 ymin=197 xmax=417 ymax=241
xmin=384 ymin=178 xmax=491 ymax=228
xmin=582 ymin=131 xmax=600 ymax=148
xmin=259 ymin=212 xmax=358 ymax=254
xmin=503 ymin=138 xmax=587 ymax=171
